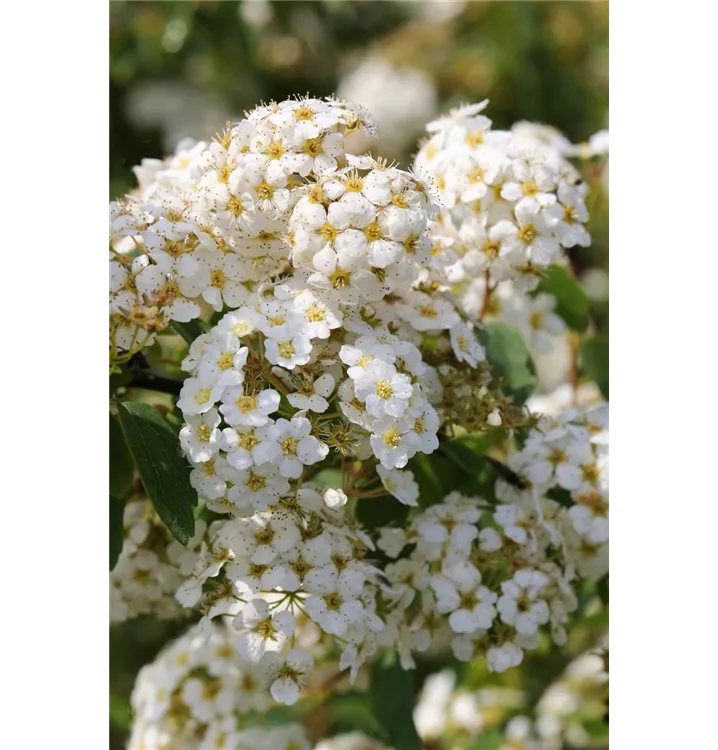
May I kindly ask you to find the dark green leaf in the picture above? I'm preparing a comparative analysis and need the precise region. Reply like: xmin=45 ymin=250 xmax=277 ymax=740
xmin=546 ymin=487 xmax=574 ymax=508
xmin=537 ymin=264 xmax=590 ymax=332
xmin=484 ymin=322 xmax=537 ymax=404
xmin=597 ymin=574 xmax=609 ymax=606
xmin=370 ymin=650 xmax=421 ymax=750
xmin=110 ymin=495 xmax=125 ymax=571
xmin=171 ymin=319 xmax=209 ymax=346
xmin=408 ymin=452 xmax=463 ymax=507
xmin=356 ymin=495 xmax=409 ymax=530
xmin=580 ymin=334 xmax=609 ymax=398
xmin=110 ymin=414 xmax=134 ymax=498
xmin=116 ymin=400 xmax=196 ymax=544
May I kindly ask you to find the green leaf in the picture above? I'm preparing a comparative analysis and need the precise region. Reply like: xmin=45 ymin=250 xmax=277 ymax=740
xmin=110 ymin=414 xmax=134 ymax=498
xmin=116 ymin=400 xmax=196 ymax=544
xmin=580 ymin=334 xmax=609 ymax=398
xmin=597 ymin=574 xmax=609 ymax=606
xmin=356 ymin=495 xmax=409 ymax=530
xmin=408 ymin=452 xmax=456 ymax=507
xmin=467 ymin=733 xmax=504 ymax=750
xmin=311 ymin=468 xmax=343 ymax=488
xmin=439 ymin=432 xmax=498 ymax=473
xmin=537 ymin=265 xmax=590 ymax=332
xmin=171 ymin=319 xmax=209 ymax=346
xmin=110 ymin=495 xmax=125 ymax=571
xmin=484 ymin=322 xmax=537 ymax=404
xmin=370 ymin=651 xmax=421 ymax=750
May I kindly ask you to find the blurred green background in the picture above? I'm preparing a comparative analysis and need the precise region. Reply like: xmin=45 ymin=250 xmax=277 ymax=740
xmin=109 ymin=3 xmax=608 ymax=748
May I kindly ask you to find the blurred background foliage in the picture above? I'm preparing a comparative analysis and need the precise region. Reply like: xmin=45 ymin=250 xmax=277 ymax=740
xmin=109 ymin=3 xmax=608 ymax=749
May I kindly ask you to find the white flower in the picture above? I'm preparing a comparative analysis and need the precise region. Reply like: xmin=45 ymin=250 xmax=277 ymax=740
xmin=262 ymin=648 xmax=314 ymax=705
xmin=377 ymin=466 xmax=419 ymax=506
xmin=220 ymin=388 xmax=280 ymax=427
xmin=197 ymin=334 xmax=249 ymax=387
xmin=287 ymin=372 xmax=335 ymax=413
xmin=292 ymin=290 xmax=343 ymax=340
xmin=179 ymin=409 xmax=222 ymax=463
xmin=449 ymin=321 xmax=486 ymax=368
xmin=395 ymin=291 xmax=460 ymax=331
xmin=234 ymin=599 xmax=295 ymax=661
xmin=266 ymin=417 xmax=330 ymax=478
xmin=491 ymin=204 xmax=560 ymax=268
xmin=431 ymin=572 xmax=497 ymax=634
xmin=221 ymin=424 xmax=281 ymax=470
xmin=369 ymin=417 xmax=417 ymax=469
xmin=177 ymin=375 xmax=225 ymax=416
xmin=486 ymin=642 xmax=524 ymax=673
xmin=227 ymin=464 xmax=290 ymax=514
xmin=354 ymin=360 xmax=413 ymax=418
xmin=376 ymin=527 xmax=408 ymax=558
xmin=305 ymin=591 xmax=364 ymax=636
xmin=265 ymin=334 xmax=312 ymax=370
xmin=497 ymin=569 xmax=550 ymax=635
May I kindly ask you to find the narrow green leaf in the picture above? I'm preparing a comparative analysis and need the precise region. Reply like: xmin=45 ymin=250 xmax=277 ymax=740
xmin=580 ymin=334 xmax=609 ymax=398
xmin=116 ymin=400 xmax=196 ymax=544
xmin=484 ymin=322 xmax=537 ymax=404
xmin=110 ymin=414 xmax=134 ymax=498
xmin=110 ymin=495 xmax=125 ymax=571
xmin=537 ymin=265 xmax=590 ymax=332
xmin=370 ymin=651 xmax=421 ymax=750
xmin=171 ymin=319 xmax=209 ymax=346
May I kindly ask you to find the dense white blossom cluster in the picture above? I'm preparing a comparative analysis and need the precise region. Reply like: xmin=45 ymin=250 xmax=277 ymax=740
xmin=375 ymin=402 xmax=608 ymax=675
xmin=415 ymin=101 xmax=591 ymax=293
xmin=110 ymin=496 xmax=205 ymax=623
xmin=112 ymin=95 xmax=608 ymax=749
xmin=128 ymin=622 xmax=309 ymax=750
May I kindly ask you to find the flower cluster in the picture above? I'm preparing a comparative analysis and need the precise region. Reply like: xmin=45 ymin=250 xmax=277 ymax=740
xmin=110 ymin=97 xmax=377 ymax=369
xmin=375 ymin=404 xmax=607 ymax=674
xmin=415 ymin=101 xmax=591 ymax=292
xmin=413 ymin=650 xmax=608 ymax=750
xmin=128 ymin=622 xmax=310 ymax=750
xmin=110 ymin=495 xmax=205 ymax=624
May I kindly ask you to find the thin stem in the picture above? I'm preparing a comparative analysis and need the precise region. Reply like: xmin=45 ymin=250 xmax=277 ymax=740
xmin=479 ymin=269 xmax=497 ymax=322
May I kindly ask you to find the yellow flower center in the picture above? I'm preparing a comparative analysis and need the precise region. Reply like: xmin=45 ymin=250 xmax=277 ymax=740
xmin=419 ymin=305 xmax=438 ymax=318
xmin=319 ymin=223 xmax=338 ymax=242
xmin=246 ymin=472 xmax=267 ymax=491
xmin=278 ymin=342 xmax=296 ymax=359
xmin=329 ymin=269 xmax=351 ymax=289
xmin=237 ymin=395 xmax=258 ymax=413
xmin=239 ymin=431 xmax=259 ymax=451
xmin=194 ymin=388 xmax=211 ymax=405
xmin=304 ymin=137 xmax=323 ymax=157
xmin=306 ymin=304 xmax=326 ymax=322
xmin=281 ymin=436 xmax=299 ymax=456
xmin=519 ymin=225 xmax=537 ymax=244
xmin=383 ymin=427 xmax=402 ymax=447
xmin=376 ymin=380 xmax=394 ymax=399
xmin=226 ymin=195 xmax=245 ymax=216
xmin=210 ymin=269 xmax=226 ymax=288
xmin=256 ymin=181 xmax=275 ymax=200
xmin=196 ymin=424 xmax=213 ymax=443
xmin=363 ymin=221 xmax=383 ymax=242
xmin=217 ymin=352 xmax=234 ymax=370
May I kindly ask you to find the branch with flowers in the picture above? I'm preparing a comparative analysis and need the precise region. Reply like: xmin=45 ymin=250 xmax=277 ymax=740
xmin=110 ymin=96 xmax=608 ymax=750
